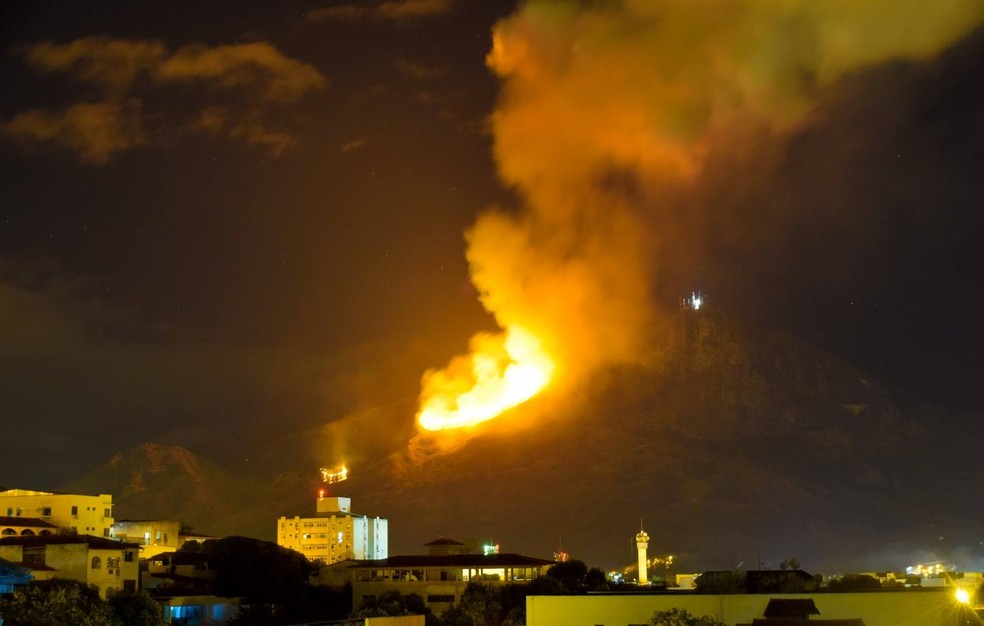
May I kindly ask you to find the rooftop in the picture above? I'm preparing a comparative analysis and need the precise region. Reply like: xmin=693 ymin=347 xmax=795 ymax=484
xmin=0 ymin=534 xmax=139 ymax=549
xmin=347 ymin=553 xmax=555 ymax=569
xmin=424 ymin=538 xmax=466 ymax=547
xmin=0 ymin=516 xmax=60 ymax=528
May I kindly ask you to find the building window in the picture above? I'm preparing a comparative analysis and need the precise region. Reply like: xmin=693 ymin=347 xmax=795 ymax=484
xmin=125 ymin=551 xmax=134 ymax=562
xmin=5 ymin=508 xmax=10 ymax=516
xmin=41 ymin=507 xmax=51 ymax=517
xmin=71 ymin=506 xmax=78 ymax=517
xmin=91 ymin=556 xmax=102 ymax=569
xmin=104 ymin=508 xmax=111 ymax=517
xmin=16 ymin=508 xmax=22 ymax=517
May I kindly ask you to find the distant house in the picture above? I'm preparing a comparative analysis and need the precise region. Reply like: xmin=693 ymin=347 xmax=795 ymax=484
xmin=696 ymin=569 xmax=818 ymax=594
xmin=157 ymin=594 xmax=242 ymax=625
xmin=0 ymin=489 xmax=114 ymax=537
xmin=111 ymin=519 xmax=181 ymax=559
xmin=142 ymin=550 xmax=242 ymax=625
xmin=0 ymin=556 xmax=31 ymax=595
xmin=333 ymin=544 xmax=554 ymax=614
xmin=0 ymin=534 xmax=139 ymax=598
xmin=144 ymin=550 xmax=216 ymax=593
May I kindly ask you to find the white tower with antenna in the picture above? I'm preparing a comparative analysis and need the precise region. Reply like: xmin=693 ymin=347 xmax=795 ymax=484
xmin=636 ymin=521 xmax=650 ymax=585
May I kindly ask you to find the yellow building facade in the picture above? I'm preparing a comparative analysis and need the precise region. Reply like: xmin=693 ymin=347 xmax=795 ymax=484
xmin=525 ymin=589 xmax=968 ymax=626
xmin=0 ymin=535 xmax=139 ymax=598
xmin=0 ymin=489 xmax=114 ymax=537
xmin=110 ymin=519 xmax=181 ymax=559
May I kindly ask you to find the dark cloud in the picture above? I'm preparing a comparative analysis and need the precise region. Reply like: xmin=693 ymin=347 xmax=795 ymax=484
xmin=1 ymin=101 xmax=144 ymax=164
xmin=2 ymin=37 xmax=326 ymax=162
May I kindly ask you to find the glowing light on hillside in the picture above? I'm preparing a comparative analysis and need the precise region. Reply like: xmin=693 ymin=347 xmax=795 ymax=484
xmin=320 ymin=465 xmax=348 ymax=484
xmin=483 ymin=543 xmax=500 ymax=556
xmin=417 ymin=326 xmax=554 ymax=431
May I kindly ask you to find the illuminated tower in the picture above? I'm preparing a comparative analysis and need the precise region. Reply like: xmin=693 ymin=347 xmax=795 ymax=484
xmin=636 ymin=525 xmax=650 ymax=585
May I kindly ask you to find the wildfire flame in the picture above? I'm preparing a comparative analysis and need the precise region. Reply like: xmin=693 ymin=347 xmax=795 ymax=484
xmin=417 ymin=325 xmax=554 ymax=431
xmin=320 ymin=465 xmax=348 ymax=484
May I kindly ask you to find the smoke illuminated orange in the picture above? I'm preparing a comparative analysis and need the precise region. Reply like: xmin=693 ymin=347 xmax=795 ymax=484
xmin=417 ymin=326 xmax=554 ymax=431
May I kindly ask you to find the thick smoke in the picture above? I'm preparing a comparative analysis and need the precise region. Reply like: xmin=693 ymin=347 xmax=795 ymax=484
xmin=459 ymin=0 xmax=983 ymax=392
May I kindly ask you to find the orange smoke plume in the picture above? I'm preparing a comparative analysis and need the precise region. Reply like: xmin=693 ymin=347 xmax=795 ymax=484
xmin=416 ymin=0 xmax=983 ymax=433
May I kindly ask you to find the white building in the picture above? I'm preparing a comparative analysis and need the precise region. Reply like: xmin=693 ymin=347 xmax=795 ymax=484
xmin=0 ymin=489 xmax=114 ymax=538
xmin=277 ymin=495 xmax=387 ymax=564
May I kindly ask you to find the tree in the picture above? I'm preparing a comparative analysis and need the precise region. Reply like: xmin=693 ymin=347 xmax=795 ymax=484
xmin=545 ymin=559 xmax=588 ymax=593
xmin=826 ymin=574 xmax=881 ymax=590
xmin=585 ymin=567 xmax=609 ymax=591
xmin=354 ymin=590 xmax=429 ymax=618
xmin=0 ymin=579 xmax=116 ymax=626
xmin=107 ymin=588 xmax=165 ymax=626
xmin=456 ymin=582 xmax=502 ymax=626
xmin=649 ymin=607 xmax=727 ymax=626
xmin=200 ymin=536 xmax=311 ymax=604
xmin=522 ymin=575 xmax=564 ymax=596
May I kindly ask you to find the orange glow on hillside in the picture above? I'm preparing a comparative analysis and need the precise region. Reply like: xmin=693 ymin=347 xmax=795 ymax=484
xmin=417 ymin=326 xmax=554 ymax=431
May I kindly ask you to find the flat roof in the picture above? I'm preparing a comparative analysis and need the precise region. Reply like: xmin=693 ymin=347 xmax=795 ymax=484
xmin=348 ymin=553 xmax=555 ymax=568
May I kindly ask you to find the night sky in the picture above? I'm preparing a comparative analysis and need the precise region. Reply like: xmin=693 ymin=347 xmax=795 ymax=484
xmin=2 ymin=0 xmax=983 ymax=536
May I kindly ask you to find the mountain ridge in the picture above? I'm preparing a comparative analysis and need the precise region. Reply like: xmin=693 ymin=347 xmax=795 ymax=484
xmin=64 ymin=308 xmax=980 ymax=573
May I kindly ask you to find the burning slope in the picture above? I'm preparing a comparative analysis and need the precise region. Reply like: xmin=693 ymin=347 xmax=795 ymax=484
xmin=416 ymin=0 xmax=982 ymax=433
xmin=418 ymin=326 xmax=553 ymax=431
